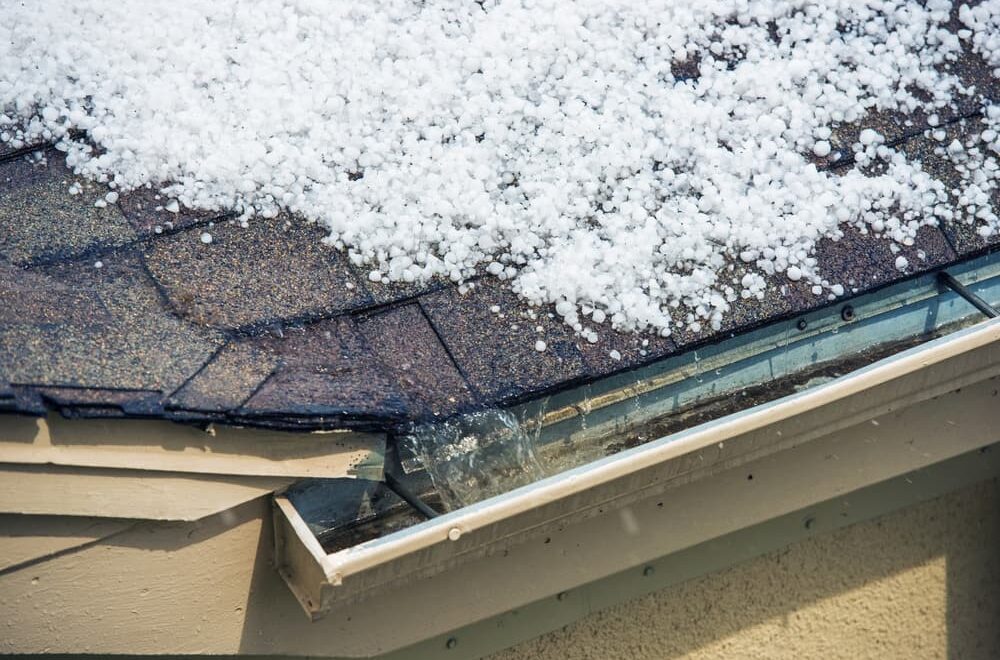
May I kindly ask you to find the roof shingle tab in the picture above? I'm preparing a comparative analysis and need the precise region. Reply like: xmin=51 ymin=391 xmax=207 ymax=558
xmin=419 ymin=278 xmax=590 ymax=404
xmin=0 ymin=42 xmax=997 ymax=430
xmin=118 ymin=187 xmax=224 ymax=237
xmin=894 ymin=115 xmax=1000 ymax=258
xmin=0 ymin=250 xmax=224 ymax=394
xmin=238 ymin=317 xmax=409 ymax=425
xmin=167 ymin=339 xmax=278 ymax=414
xmin=142 ymin=218 xmax=371 ymax=330
xmin=0 ymin=151 xmax=136 ymax=266
xmin=358 ymin=303 xmax=477 ymax=419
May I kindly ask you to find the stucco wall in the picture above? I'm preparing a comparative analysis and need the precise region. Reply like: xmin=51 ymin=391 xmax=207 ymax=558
xmin=489 ymin=477 xmax=1000 ymax=660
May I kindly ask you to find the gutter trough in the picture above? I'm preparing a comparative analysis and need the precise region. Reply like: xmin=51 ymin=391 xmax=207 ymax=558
xmin=274 ymin=252 xmax=1000 ymax=627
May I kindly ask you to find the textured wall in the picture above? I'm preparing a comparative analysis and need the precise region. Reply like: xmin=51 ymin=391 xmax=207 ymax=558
xmin=490 ymin=478 xmax=1000 ymax=660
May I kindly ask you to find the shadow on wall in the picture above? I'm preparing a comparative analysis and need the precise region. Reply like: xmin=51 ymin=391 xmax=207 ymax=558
xmin=946 ymin=477 xmax=1000 ymax=659
xmin=487 ymin=477 xmax=1000 ymax=660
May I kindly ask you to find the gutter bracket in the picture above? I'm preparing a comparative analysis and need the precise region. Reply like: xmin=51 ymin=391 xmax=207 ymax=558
xmin=938 ymin=270 xmax=999 ymax=318
xmin=383 ymin=439 xmax=439 ymax=520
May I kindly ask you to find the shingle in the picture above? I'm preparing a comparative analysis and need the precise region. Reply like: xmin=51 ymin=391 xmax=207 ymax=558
xmin=722 ymin=266 xmax=813 ymax=327
xmin=243 ymin=368 xmax=400 ymax=421
xmin=0 ymin=139 xmax=47 ymax=161
xmin=670 ymin=54 xmax=701 ymax=82
xmin=419 ymin=278 xmax=589 ymax=403
xmin=821 ymin=109 xmax=925 ymax=170
xmin=358 ymin=304 xmax=477 ymax=419
xmin=942 ymin=5 xmax=999 ymax=102
xmin=361 ymin=274 xmax=451 ymax=305
xmin=669 ymin=264 xmax=813 ymax=349
xmin=240 ymin=317 xmax=408 ymax=422
xmin=821 ymin=108 xmax=982 ymax=173
xmin=812 ymin=224 xmax=955 ymax=294
xmin=574 ymin=324 xmax=677 ymax=375
xmin=142 ymin=218 xmax=372 ymax=329
xmin=0 ymin=260 xmax=112 ymax=328
xmin=944 ymin=216 xmax=1000 ymax=260
xmin=818 ymin=44 xmax=992 ymax=173
xmin=576 ymin=335 xmax=675 ymax=375
xmin=118 ymin=187 xmax=224 ymax=236
xmin=669 ymin=220 xmax=955 ymax=350
xmin=0 ymin=152 xmax=137 ymax=266
xmin=0 ymin=250 xmax=225 ymax=392
xmin=6 ymin=386 xmax=46 ymax=416
xmin=946 ymin=49 xmax=999 ymax=104
xmin=892 ymin=115 xmax=1000 ymax=258
xmin=36 ymin=386 xmax=164 ymax=416
xmin=167 ymin=339 xmax=279 ymax=413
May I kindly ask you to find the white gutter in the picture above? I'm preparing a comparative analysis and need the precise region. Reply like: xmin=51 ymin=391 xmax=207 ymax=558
xmin=274 ymin=315 xmax=1000 ymax=619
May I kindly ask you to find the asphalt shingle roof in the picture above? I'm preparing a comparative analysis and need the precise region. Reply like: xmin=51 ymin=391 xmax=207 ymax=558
xmin=1 ymin=41 xmax=997 ymax=432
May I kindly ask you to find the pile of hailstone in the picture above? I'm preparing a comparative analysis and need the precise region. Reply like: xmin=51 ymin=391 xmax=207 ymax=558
xmin=2 ymin=1 xmax=1000 ymax=338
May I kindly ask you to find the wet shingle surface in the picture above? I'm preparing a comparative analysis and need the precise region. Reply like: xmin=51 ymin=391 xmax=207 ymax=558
xmin=361 ymin=273 xmax=452 ymax=306
xmin=142 ymin=218 xmax=371 ymax=330
xmin=0 ymin=139 xmax=47 ymax=161
xmin=36 ymin=386 xmax=164 ymax=417
xmin=893 ymin=115 xmax=1000 ymax=258
xmin=420 ymin=278 xmax=590 ymax=404
xmin=0 ymin=151 xmax=136 ymax=266
xmin=669 ymin=266 xmax=808 ymax=350
xmin=1 ymin=45 xmax=998 ymax=432
xmin=816 ymin=225 xmax=955 ymax=292
xmin=0 ymin=250 xmax=224 ymax=399
xmin=118 ymin=187 xmax=224 ymax=237
xmin=167 ymin=339 xmax=279 ymax=414
xmin=238 ymin=318 xmax=409 ymax=426
xmin=358 ymin=304 xmax=476 ymax=419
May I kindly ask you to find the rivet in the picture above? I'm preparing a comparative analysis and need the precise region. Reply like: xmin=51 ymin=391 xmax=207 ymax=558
xmin=557 ymin=591 xmax=569 ymax=601
xmin=448 ymin=527 xmax=462 ymax=542
xmin=446 ymin=637 xmax=458 ymax=649
xmin=841 ymin=305 xmax=855 ymax=322
xmin=643 ymin=565 xmax=655 ymax=577
xmin=796 ymin=318 xmax=808 ymax=331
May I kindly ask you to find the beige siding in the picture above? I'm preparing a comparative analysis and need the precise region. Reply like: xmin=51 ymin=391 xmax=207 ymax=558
xmin=490 ymin=477 xmax=1000 ymax=660
xmin=0 ymin=463 xmax=292 ymax=520
xmin=0 ymin=514 xmax=132 ymax=572
xmin=1 ymin=473 xmax=996 ymax=658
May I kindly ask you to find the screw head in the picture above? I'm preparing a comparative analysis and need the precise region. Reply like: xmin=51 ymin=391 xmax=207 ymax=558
xmin=804 ymin=517 xmax=816 ymax=530
xmin=446 ymin=637 xmax=458 ymax=649
xmin=557 ymin=591 xmax=569 ymax=601
xmin=841 ymin=305 xmax=855 ymax=322
xmin=796 ymin=318 xmax=808 ymax=331
xmin=643 ymin=565 xmax=655 ymax=577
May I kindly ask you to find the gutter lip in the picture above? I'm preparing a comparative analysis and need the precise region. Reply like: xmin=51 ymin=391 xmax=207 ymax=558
xmin=318 ymin=315 xmax=1000 ymax=578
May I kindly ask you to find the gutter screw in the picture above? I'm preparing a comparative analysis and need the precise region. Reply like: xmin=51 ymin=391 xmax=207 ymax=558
xmin=446 ymin=637 xmax=458 ymax=649
xmin=840 ymin=305 xmax=855 ymax=322
xmin=643 ymin=565 xmax=655 ymax=577
xmin=796 ymin=318 xmax=808 ymax=331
